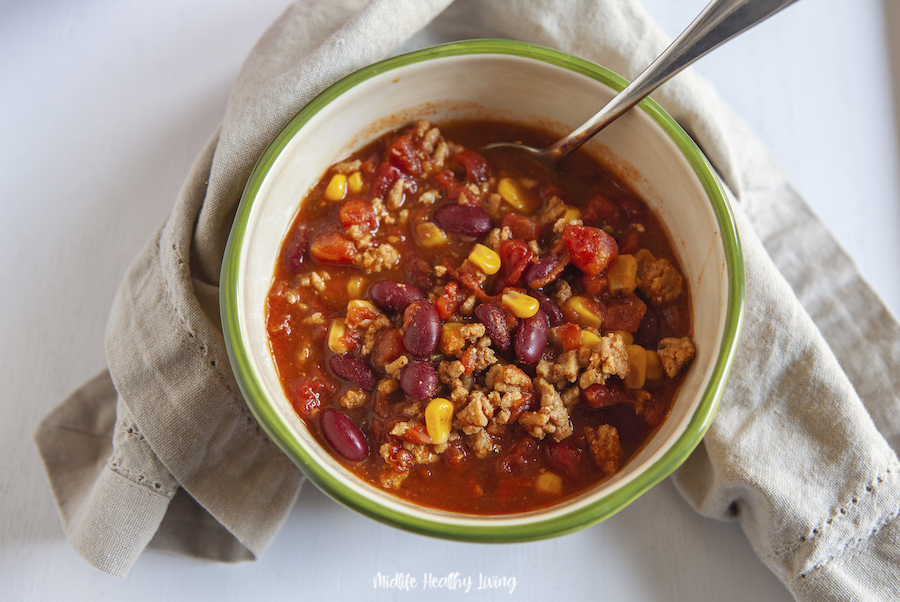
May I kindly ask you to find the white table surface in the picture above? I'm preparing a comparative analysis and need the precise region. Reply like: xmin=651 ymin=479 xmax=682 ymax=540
xmin=3 ymin=1 xmax=898 ymax=600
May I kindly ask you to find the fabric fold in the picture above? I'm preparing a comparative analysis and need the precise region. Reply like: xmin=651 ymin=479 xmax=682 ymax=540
xmin=33 ymin=0 xmax=900 ymax=596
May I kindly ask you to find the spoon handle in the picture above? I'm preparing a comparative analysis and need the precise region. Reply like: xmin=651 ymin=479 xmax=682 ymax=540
xmin=549 ymin=0 xmax=800 ymax=159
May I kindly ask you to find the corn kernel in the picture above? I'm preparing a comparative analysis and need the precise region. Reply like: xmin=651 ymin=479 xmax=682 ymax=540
xmin=497 ymin=177 xmax=528 ymax=211
xmin=348 ymin=171 xmax=364 ymax=194
xmin=646 ymin=349 xmax=664 ymax=380
xmin=580 ymin=329 xmax=602 ymax=350
xmin=562 ymin=207 xmax=582 ymax=222
xmin=347 ymin=298 xmax=379 ymax=314
xmin=562 ymin=296 xmax=602 ymax=329
xmin=624 ymin=344 xmax=647 ymax=389
xmin=501 ymin=291 xmax=540 ymax=319
xmin=325 ymin=173 xmax=347 ymax=201
xmin=468 ymin=243 xmax=501 ymax=275
xmin=425 ymin=397 xmax=454 ymax=445
xmin=607 ymin=254 xmax=638 ymax=295
xmin=535 ymin=472 xmax=563 ymax=495
xmin=327 ymin=318 xmax=354 ymax=353
xmin=415 ymin=222 xmax=448 ymax=248
xmin=347 ymin=275 xmax=367 ymax=299
xmin=611 ymin=330 xmax=634 ymax=346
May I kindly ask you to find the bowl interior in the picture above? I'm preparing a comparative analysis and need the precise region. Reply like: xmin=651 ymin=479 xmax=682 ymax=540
xmin=222 ymin=40 xmax=743 ymax=541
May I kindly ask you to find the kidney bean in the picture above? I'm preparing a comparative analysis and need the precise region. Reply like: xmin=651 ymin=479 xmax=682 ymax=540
xmin=282 ymin=226 xmax=310 ymax=273
xmin=329 ymin=353 xmax=376 ymax=391
xmin=641 ymin=395 xmax=668 ymax=428
xmin=524 ymin=254 xmax=566 ymax=289
xmin=432 ymin=204 xmax=492 ymax=237
xmin=405 ymin=256 xmax=435 ymax=292
xmin=368 ymin=280 xmax=425 ymax=313
xmin=581 ymin=379 xmax=630 ymax=409
xmin=546 ymin=441 xmax=585 ymax=480
xmin=532 ymin=292 xmax=564 ymax=327
xmin=634 ymin=302 xmax=660 ymax=348
xmin=600 ymin=403 xmax=645 ymax=444
xmin=514 ymin=309 xmax=549 ymax=364
xmin=617 ymin=196 xmax=646 ymax=221
xmin=400 ymin=359 xmax=438 ymax=400
xmin=475 ymin=302 xmax=511 ymax=351
xmin=371 ymin=163 xmax=402 ymax=199
xmin=402 ymin=299 xmax=440 ymax=357
xmin=319 ymin=408 xmax=368 ymax=462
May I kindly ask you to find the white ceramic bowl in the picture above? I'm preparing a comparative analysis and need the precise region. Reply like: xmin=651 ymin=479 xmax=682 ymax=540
xmin=221 ymin=40 xmax=744 ymax=541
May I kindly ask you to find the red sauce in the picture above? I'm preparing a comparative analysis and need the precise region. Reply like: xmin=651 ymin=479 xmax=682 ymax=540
xmin=265 ymin=120 xmax=694 ymax=514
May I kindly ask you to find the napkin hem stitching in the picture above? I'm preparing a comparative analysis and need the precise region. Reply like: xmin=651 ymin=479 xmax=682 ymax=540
xmin=795 ymin=504 xmax=900 ymax=581
xmin=773 ymin=463 xmax=897 ymax=557
xmin=162 ymin=236 xmax=266 ymax=444
xmin=107 ymin=459 xmax=176 ymax=499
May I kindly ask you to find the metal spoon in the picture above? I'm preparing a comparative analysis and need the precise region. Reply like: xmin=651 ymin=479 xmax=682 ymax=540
xmin=484 ymin=0 xmax=800 ymax=164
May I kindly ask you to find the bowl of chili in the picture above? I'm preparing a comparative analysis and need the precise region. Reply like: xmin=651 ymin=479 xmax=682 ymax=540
xmin=221 ymin=40 xmax=744 ymax=541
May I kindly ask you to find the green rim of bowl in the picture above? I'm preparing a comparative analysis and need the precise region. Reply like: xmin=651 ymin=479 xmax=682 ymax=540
xmin=221 ymin=39 xmax=745 ymax=542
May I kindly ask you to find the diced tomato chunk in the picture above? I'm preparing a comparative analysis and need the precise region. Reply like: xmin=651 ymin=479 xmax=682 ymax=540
xmin=496 ymin=438 xmax=538 ymax=475
xmin=445 ymin=440 xmax=468 ymax=467
xmin=434 ymin=169 xmax=477 ymax=205
xmin=498 ymin=239 xmax=534 ymax=287
xmin=562 ymin=224 xmax=618 ymax=276
xmin=435 ymin=281 xmax=465 ymax=320
xmin=454 ymin=150 xmax=490 ymax=183
xmin=582 ymin=273 xmax=608 ymax=297
xmin=288 ymin=377 xmax=325 ymax=418
xmin=454 ymin=266 xmax=490 ymax=299
xmin=539 ymin=184 xmax=564 ymax=204
xmin=339 ymin=198 xmax=377 ymax=230
xmin=501 ymin=213 xmax=543 ymax=242
xmin=434 ymin=169 xmax=461 ymax=194
xmin=603 ymin=294 xmax=647 ymax=332
xmin=618 ymin=231 xmax=639 ymax=255
xmin=310 ymin=231 xmax=357 ymax=264
xmin=389 ymin=133 xmax=422 ymax=175
xmin=460 ymin=347 xmax=477 ymax=374
xmin=496 ymin=475 xmax=530 ymax=499
xmin=557 ymin=323 xmax=582 ymax=352
xmin=582 ymin=194 xmax=622 ymax=227
xmin=346 ymin=302 xmax=379 ymax=328
xmin=401 ymin=423 xmax=433 ymax=445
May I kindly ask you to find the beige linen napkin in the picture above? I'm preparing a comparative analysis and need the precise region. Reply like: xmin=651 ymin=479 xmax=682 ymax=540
xmin=35 ymin=0 xmax=900 ymax=598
